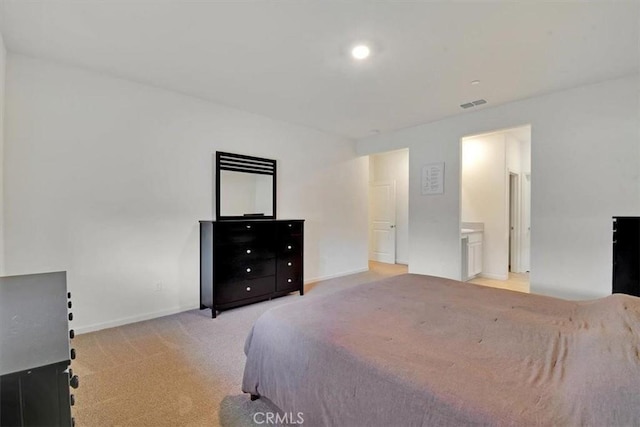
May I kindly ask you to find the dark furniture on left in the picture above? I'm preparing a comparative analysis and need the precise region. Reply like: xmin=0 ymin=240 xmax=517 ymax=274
xmin=0 ymin=272 xmax=77 ymax=427
xmin=612 ymin=216 xmax=640 ymax=297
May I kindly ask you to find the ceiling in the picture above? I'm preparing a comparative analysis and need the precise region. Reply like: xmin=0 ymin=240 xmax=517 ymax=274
xmin=0 ymin=1 xmax=638 ymax=139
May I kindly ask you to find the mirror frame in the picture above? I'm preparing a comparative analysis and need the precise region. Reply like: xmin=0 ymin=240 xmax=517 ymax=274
xmin=215 ymin=151 xmax=277 ymax=221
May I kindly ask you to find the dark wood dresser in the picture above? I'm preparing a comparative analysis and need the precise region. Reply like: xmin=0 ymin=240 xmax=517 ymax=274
xmin=199 ymin=219 xmax=304 ymax=318
xmin=612 ymin=216 xmax=640 ymax=297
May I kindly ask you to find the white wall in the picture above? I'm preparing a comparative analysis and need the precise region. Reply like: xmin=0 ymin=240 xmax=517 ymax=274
xmin=462 ymin=133 xmax=508 ymax=280
xmin=506 ymin=134 xmax=522 ymax=174
xmin=357 ymin=75 xmax=640 ymax=299
xmin=0 ymin=32 xmax=5 ymax=275
xmin=4 ymin=54 xmax=369 ymax=332
xmin=369 ymin=149 xmax=409 ymax=264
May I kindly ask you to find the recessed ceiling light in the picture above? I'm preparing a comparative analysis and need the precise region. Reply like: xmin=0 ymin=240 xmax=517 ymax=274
xmin=351 ymin=45 xmax=371 ymax=60
xmin=471 ymin=80 xmax=480 ymax=85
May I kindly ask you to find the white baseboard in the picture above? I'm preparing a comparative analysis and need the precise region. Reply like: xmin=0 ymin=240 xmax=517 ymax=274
xmin=75 ymin=304 xmax=200 ymax=335
xmin=304 ymin=267 xmax=369 ymax=284
xmin=76 ymin=267 xmax=370 ymax=335
xmin=480 ymin=272 xmax=509 ymax=281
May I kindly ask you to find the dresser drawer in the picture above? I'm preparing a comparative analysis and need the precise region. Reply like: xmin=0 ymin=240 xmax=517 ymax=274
xmin=216 ymin=276 xmax=274 ymax=304
xmin=277 ymin=221 xmax=303 ymax=236
xmin=277 ymin=235 xmax=302 ymax=257
xmin=276 ymin=273 xmax=302 ymax=293
xmin=215 ymin=258 xmax=276 ymax=284
xmin=216 ymin=245 xmax=275 ymax=263
xmin=214 ymin=222 xmax=275 ymax=246
xmin=277 ymin=256 xmax=302 ymax=279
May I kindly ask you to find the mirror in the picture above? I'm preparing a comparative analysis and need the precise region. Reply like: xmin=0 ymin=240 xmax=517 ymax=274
xmin=219 ymin=170 xmax=273 ymax=217
xmin=216 ymin=152 xmax=276 ymax=220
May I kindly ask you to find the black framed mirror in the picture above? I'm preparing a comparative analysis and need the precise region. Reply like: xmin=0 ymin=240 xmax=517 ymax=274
xmin=216 ymin=151 xmax=277 ymax=220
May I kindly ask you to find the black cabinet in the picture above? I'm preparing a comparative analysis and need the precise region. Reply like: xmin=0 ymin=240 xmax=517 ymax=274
xmin=1 ymin=362 xmax=73 ymax=427
xmin=612 ymin=217 xmax=640 ymax=297
xmin=0 ymin=272 xmax=76 ymax=427
xmin=200 ymin=219 xmax=304 ymax=317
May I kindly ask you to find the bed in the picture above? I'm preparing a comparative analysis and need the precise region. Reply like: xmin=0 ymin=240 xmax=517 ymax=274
xmin=242 ymin=274 xmax=640 ymax=426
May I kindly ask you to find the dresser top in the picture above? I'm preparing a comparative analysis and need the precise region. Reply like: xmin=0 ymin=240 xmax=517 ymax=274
xmin=0 ymin=271 xmax=70 ymax=375
xmin=199 ymin=219 xmax=304 ymax=223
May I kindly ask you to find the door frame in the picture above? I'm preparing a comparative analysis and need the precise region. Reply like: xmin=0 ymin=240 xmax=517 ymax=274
xmin=508 ymin=171 xmax=521 ymax=273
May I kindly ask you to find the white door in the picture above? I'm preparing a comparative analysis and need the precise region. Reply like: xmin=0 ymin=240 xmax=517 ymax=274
xmin=369 ymin=181 xmax=396 ymax=264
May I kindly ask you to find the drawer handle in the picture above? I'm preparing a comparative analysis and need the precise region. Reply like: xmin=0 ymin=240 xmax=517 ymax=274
xmin=246 ymin=249 xmax=252 ymax=254
xmin=246 ymin=287 xmax=251 ymax=292
xmin=287 ymin=262 xmax=292 ymax=266
xmin=246 ymin=225 xmax=251 ymax=229
xmin=287 ymin=278 xmax=292 ymax=283
xmin=246 ymin=268 xmax=252 ymax=273
xmin=287 ymin=245 xmax=292 ymax=250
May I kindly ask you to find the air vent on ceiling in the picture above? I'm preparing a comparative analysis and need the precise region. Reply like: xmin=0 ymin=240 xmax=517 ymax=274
xmin=460 ymin=99 xmax=487 ymax=109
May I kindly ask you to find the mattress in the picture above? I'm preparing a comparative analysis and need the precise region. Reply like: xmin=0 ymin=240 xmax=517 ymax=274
xmin=242 ymin=274 xmax=640 ymax=426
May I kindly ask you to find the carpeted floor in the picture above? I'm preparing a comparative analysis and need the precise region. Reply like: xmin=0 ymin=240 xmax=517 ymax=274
xmin=72 ymin=262 xmax=407 ymax=426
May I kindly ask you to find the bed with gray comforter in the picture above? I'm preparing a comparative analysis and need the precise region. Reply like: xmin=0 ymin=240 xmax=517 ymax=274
xmin=242 ymin=274 xmax=640 ymax=426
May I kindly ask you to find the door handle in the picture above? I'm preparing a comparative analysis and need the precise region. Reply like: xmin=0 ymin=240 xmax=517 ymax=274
xmin=390 ymin=225 xmax=396 ymax=229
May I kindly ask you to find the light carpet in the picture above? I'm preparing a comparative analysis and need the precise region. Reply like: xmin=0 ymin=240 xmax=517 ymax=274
xmin=72 ymin=262 xmax=407 ymax=426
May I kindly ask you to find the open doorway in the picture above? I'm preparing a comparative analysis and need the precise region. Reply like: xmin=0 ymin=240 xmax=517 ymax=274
xmin=460 ymin=125 xmax=531 ymax=293
xmin=368 ymin=149 xmax=409 ymax=266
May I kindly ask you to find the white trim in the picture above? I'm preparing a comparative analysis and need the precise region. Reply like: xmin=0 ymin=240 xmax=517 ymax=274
xmin=75 ymin=304 xmax=199 ymax=335
xmin=480 ymin=272 xmax=509 ymax=281
xmin=508 ymin=170 xmax=522 ymax=273
xmin=304 ymin=267 xmax=369 ymax=284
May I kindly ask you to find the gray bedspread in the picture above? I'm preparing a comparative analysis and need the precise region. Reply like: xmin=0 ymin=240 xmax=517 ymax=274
xmin=242 ymin=274 xmax=640 ymax=426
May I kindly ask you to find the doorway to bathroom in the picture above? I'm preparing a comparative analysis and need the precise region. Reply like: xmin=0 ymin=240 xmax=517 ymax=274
xmin=461 ymin=125 xmax=531 ymax=293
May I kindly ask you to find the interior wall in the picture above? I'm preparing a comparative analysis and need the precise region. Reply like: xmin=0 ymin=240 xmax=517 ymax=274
xmin=4 ymin=54 xmax=369 ymax=333
xmin=369 ymin=149 xmax=409 ymax=264
xmin=357 ymin=75 xmax=639 ymax=299
xmin=461 ymin=133 xmax=508 ymax=280
xmin=0 ymin=32 xmax=5 ymax=275
xmin=506 ymin=134 xmax=522 ymax=174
